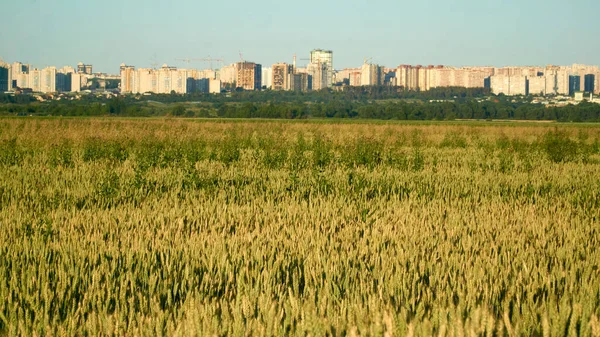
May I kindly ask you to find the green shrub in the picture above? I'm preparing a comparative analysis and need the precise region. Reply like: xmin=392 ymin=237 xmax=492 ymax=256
xmin=541 ymin=129 xmax=587 ymax=163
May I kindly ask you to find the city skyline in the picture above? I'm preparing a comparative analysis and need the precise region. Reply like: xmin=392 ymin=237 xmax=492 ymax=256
xmin=2 ymin=56 xmax=599 ymax=76
xmin=3 ymin=0 xmax=599 ymax=73
xmin=3 ymin=54 xmax=599 ymax=97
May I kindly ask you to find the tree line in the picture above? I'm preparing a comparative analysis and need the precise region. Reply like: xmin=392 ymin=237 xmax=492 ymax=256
xmin=0 ymin=88 xmax=599 ymax=122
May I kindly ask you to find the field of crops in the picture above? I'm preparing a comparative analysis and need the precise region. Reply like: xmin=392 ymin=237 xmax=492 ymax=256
xmin=0 ymin=118 xmax=599 ymax=336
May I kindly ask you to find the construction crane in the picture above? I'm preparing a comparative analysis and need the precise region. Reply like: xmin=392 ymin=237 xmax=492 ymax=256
xmin=299 ymin=57 xmax=310 ymax=65
xmin=363 ymin=57 xmax=373 ymax=64
xmin=175 ymin=57 xmax=225 ymax=70
xmin=150 ymin=54 xmax=159 ymax=69
xmin=199 ymin=56 xmax=224 ymax=70
xmin=299 ymin=57 xmax=323 ymax=68
xmin=175 ymin=58 xmax=196 ymax=67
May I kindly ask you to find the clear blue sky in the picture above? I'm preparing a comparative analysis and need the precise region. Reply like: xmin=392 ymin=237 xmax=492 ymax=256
xmin=2 ymin=0 xmax=599 ymax=73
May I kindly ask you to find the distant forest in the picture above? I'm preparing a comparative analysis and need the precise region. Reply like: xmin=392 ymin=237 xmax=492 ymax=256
xmin=1 ymin=86 xmax=599 ymax=122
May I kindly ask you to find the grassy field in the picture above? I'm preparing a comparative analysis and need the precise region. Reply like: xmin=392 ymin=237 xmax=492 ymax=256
xmin=0 ymin=118 xmax=599 ymax=336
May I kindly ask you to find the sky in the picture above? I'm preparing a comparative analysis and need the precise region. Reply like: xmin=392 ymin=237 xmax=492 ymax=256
xmin=2 ymin=0 xmax=599 ymax=73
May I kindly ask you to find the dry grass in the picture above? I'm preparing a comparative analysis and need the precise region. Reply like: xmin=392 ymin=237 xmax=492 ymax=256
xmin=0 ymin=118 xmax=599 ymax=336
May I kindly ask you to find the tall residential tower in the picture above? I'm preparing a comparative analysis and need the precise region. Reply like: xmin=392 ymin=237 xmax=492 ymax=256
xmin=309 ymin=49 xmax=333 ymax=87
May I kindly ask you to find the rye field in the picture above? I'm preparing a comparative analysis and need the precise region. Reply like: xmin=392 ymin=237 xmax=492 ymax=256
xmin=0 ymin=118 xmax=599 ymax=336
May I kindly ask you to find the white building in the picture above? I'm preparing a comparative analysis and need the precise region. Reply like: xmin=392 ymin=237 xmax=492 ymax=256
xmin=490 ymin=74 xmax=511 ymax=95
xmin=209 ymin=79 xmax=221 ymax=94
xmin=307 ymin=62 xmax=327 ymax=90
xmin=218 ymin=64 xmax=237 ymax=84
xmin=310 ymin=49 xmax=333 ymax=87
xmin=11 ymin=62 xmax=30 ymax=89
xmin=528 ymin=76 xmax=546 ymax=96
xmin=71 ymin=73 xmax=81 ymax=92
xmin=156 ymin=64 xmax=187 ymax=94
xmin=25 ymin=67 xmax=57 ymax=93
xmin=262 ymin=67 xmax=272 ymax=89
xmin=360 ymin=63 xmax=383 ymax=86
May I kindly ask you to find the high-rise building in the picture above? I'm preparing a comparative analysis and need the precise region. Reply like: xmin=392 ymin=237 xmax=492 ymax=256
xmin=261 ymin=67 xmax=272 ymax=89
xmin=11 ymin=62 xmax=30 ymax=89
xmin=56 ymin=73 xmax=71 ymax=92
xmin=119 ymin=64 xmax=189 ymax=94
xmin=490 ymin=75 xmax=510 ymax=95
xmin=541 ymin=66 xmax=569 ymax=95
xmin=334 ymin=68 xmax=353 ymax=85
xmin=571 ymin=64 xmax=600 ymax=94
xmin=55 ymin=66 xmax=77 ymax=92
xmin=184 ymin=69 xmax=220 ymax=93
xmin=348 ymin=69 xmax=362 ymax=86
xmin=71 ymin=73 xmax=81 ymax=92
xmin=461 ymin=67 xmax=493 ymax=88
xmin=26 ymin=67 xmax=56 ymax=93
xmin=490 ymin=74 xmax=527 ymax=95
xmin=23 ymin=67 xmax=57 ymax=93
xmin=155 ymin=64 xmax=187 ymax=94
xmin=407 ymin=66 xmax=420 ymax=90
xmin=191 ymin=78 xmax=210 ymax=93
xmin=0 ymin=61 xmax=12 ymax=91
xmin=569 ymin=75 xmax=581 ymax=95
xmin=120 ymin=64 xmax=136 ymax=93
xmin=395 ymin=65 xmax=409 ymax=88
xmin=528 ymin=76 xmax=546 ymax=96
xmin=235 ymin=62 xmax=261 ymax=91
xmin=209 ymin=79 xmax=221 ymax=94
xmin=41 ymin=67 xmax=57 ymax=93
xmin=543 ymin=67 xmax=557 ymax=95
xmin=584 ymin=74 xmax=595 ymax=93
xmin=307 ymin=62 xmax=327 ymax=90
xmin=555 ymin=68 xmax=570 ymax=95
xmin=384 ymin=71 xmax=396 ymax=86
xmin=360 ymin=63 xmax=383 ymax=86
xmin=218 ymin=64 xmax=237 ymax=84
xmin=77 ymin=62 xmax=93 ymax=74
xmin=12 ymin=62 xmax=29 ymax=77
xmin=28 ymin=69 xmax=42 ymax=92
xmin=417 ymin=66 xmax=430 ymax=91
xmin=271 ymin=63 xmax=293 ymax=90
xmin=136 ymin=68 xmax=158 ymax=93
xmin=509 ymin=76 xmax=527 ymax=95
xmin=309 ymin=49 xmax=333 ymax=87
xmin=290 ymin=73 xmax=311 ymax=91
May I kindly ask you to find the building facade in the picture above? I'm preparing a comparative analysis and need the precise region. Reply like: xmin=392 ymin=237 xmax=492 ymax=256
xmin=11 ymin=62 xmax=30 ymax=89
xmin=119 ymin=64 xmax=189 ymax=94
xmin=584 ymin=74 xmax=595 ymax=93
xmin=261 ymin=67 xmax=272 ymax=89
xmin=235 ymin=62 xmax=261 ymax=91
xmin=360 ymin=63 xmax=383 ymax=86
xmin=0 ymin=61 xmax=12 ymax=92
xmin=290 ymin=73 xmax=311 ymax=91
xmin=77 ymin=62 xmax=93 ymax=74
xmin=219 ymin=64 xmax=237 ymax=84
xmin=309 ymin=49 xmax=333 ymax=87
xmin=307 ymin=62 xmax=327 ymax=91
xmin=24 ymin=67 xmax=57 ymax=93
xmin=490 ymin=74 xmax=527 ymax=95
xmin=120 ymin=64 xmax=136 ymax=93
xmin=569 ymin=75 xmax=581 ymax=95
xmin=528 ymin=76 xmax=546 ymax=96
xmin=271 ymin=63 xmax=293 ymax=90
